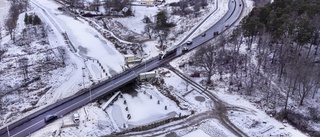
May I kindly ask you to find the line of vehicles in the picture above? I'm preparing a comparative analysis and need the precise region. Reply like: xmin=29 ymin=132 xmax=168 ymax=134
xmin=158 ymin=31 xmax=219 ymax=60
xmin=44 ymin=113 xmax=79 ymax=123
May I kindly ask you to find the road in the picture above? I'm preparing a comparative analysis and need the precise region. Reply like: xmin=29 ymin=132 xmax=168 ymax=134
xmin=0 ymin=0 xmax=243 ymax=136
xmin=168 ymin=65 xmax=248 ymax=137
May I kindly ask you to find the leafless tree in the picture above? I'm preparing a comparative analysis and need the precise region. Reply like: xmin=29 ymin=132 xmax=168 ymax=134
xmin=192 ymin=43 xmax=217 ymax=85
xmin=57 ymin=46 xmax=67 ymax=67
xmin=104 ymin=0 xmax=130 ymax=12
xmin=18 ymin=57 xmax=29 ymax=82
xmin=92 ymin=0 xmax=100 ymax=11
xmin=0 ymin=47 xmax=6 ymax=62
xmin=144 ymin=24 xmax=153 ymax=39
xmin=154 ymin=29 xmax=169 ymax=50
xmin=0 ymin=25 xmax=4 ymax=61
xmin=5 ymin=5 xmax=20 ymax=41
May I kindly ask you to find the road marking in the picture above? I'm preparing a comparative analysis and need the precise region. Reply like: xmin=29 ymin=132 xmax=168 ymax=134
xmin=12 ymin=120 xmax=43 ymax=137
xmin=56 ymin=72 xmax=135 ymax=116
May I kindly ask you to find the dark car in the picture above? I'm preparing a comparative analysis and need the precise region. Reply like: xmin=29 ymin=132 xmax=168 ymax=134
xmin=182 ymin=47 xmax=188 ymax=52
xmin=201 ymin=33 xmax=206 ymax=37
xmin=44 ymin=114 xmax=58 ymax=123
xmin=186 ymin=41 xmax=192 ymax=45
xmin=213 ymin=31 xmax=219 ymax=37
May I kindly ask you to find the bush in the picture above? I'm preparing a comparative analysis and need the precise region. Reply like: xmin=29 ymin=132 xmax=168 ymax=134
xmin=308 ymin=107 xmax=320 ymax=122
xmin=285 ymin=110 xmax=320 ymax=136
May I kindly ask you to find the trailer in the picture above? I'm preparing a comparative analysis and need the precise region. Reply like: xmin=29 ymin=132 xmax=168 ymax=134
xmin=159 ymin=48 xmax=177 ymax=60
xmin=124 ymin=54 xmax=135 ymax=62
xmin=139 ymin=71 xmax=156 ymax=81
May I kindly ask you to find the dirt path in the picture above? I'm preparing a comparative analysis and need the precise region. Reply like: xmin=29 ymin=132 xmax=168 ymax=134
xmin=168 ymin=65 xmax=248 ymax=137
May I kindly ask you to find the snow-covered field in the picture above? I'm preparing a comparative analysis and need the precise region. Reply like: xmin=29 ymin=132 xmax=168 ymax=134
xmin=32 ymin=0 xmax=125 ymax=78
xmin=114 ymin=6 xmax=160 ymax=34
xmin=106 ymin=85 xmax=190 ymax=129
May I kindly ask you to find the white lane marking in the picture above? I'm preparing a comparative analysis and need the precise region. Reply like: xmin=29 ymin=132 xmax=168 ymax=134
xmin=56 ymin=73 xmax=135 ymax=115
xmin=12 ymin=120 xmax=43 ymax=137
xmin=12 ymin=65 xmax=145 ymax=136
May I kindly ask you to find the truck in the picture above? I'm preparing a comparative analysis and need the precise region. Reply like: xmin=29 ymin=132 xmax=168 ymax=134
xmin=139 ymin=71 xmax=156 ymax=81
xmin=159 ymin=48 xmax=177 ymax=60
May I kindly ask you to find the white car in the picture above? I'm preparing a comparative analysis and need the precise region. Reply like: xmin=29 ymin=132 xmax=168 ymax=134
xmin=73 ymin=113 xmax=80 ymax=123
xmin=186 ymin=41 xmax=192 ymax=45
xmin=182 ymin=47 xmax=188 ymax=52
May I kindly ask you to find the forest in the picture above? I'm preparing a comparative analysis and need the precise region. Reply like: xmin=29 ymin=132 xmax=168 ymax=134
xmin=191 ymin=0 xmax=320 ymax=136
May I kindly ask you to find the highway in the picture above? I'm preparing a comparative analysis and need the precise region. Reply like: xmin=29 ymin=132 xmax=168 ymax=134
xmin=0 ymin=0 xmax=243 ymax=136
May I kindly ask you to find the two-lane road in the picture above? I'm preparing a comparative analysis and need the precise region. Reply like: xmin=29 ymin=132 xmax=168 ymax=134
xmin=0 ymin=0 xmax=244 ymax=136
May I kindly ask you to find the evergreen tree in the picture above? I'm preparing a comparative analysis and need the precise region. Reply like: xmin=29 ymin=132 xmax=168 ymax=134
xmin=24 ymin=13 xmax=29 ymax=24
xmin=28 ymin=15 xmax=32 ymax=25
xmin=32 ymin=15 xmax=41 ymax=25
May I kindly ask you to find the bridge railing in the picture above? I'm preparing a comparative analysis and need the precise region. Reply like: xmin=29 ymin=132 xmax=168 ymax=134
xmin=86 ymin=56 xmax=158 ymax=93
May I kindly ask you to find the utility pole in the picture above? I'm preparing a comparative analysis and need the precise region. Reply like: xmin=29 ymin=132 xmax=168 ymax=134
xmin=82 ymin=67 xmax=85 ymax=88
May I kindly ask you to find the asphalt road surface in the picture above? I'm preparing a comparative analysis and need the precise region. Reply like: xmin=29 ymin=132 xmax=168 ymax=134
xmin=0 ymin=0 xmax=243 ymax=136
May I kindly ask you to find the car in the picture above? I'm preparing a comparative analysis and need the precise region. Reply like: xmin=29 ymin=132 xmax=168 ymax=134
xmin=213 ymin=31 xmax=219 ymax=37
xmin=182 ymin=47 xmax=188 ymax=52
xmin=159 ymin=51 xmax=164 ymax=60
xmin=201 ymin=33 xmax=206 ymax=37
xmin=239 ymin=4 xmax=242 ymax=6
xmin=73 ymin=113 xmax=80 ymax=123
xmin=44 ymin=114 xmax=58 ymax=123
xmin=186 ymin=41 xmax=192 ymax=45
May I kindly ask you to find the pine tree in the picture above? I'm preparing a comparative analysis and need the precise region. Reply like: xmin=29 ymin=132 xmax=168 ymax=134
xmin=24 ymin=13 xmax=29 ymax=24
xmin=32 ymin=15 xmax=41 ymax=25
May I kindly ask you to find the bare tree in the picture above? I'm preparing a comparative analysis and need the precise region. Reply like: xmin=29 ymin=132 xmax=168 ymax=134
xmin=5 ymin=5 xmax=20 ymax=41
xmin=92 ymin=0 xmax=100 ymax=11
xmin=104 ymin=0 xmax=130 ymax=12
xmin=144 ymin=24 xmax=153 ymax=39
xmin=192 ymin=43 xmax=217 ymax=85
xmin=57 ymin=46 xmax=67 ymax=67
xmin=0 ymin=48 xmax=6 ymax=62
xmin=18 ymin=57 xmax=29 ymax=82
xmin=154 ymin=29 xmax=169 ymax=49
xmin=0 ymin=25 xmax=4 ymax=61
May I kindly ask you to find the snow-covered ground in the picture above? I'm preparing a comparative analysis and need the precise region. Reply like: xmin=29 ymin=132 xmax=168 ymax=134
xmin=32 ymin=0 xmax=125 ymax=78
xmin=27 ymin=0 xmax=128 ymax=105
xmin=105 ymin=85 xmax=190 ymax=129
xmin=114 ymin=6 xmax=160 ymax=34
xmin=112 ymin=0 xmax=229 ymax=61
xmin=0 ymin=0 xmax=10 ymax=27
xmin=5 ymin=0 xmax=308 ymax=136
xmin=218 ymin=91 xmax=306 ymax=137
xmin=162 ymin=64 xmax=307 ymax=136
xmin=181 ymin=119 xmax=234 ymax=137
xmin=31 ymin=103 xmax=116 ymax=137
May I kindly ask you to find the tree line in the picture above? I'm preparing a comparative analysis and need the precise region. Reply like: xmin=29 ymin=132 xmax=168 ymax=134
xmin=190 ymin=0 xmax=320 ymax=135
xmin=24 ymin=13 xmax=42 ymax=25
